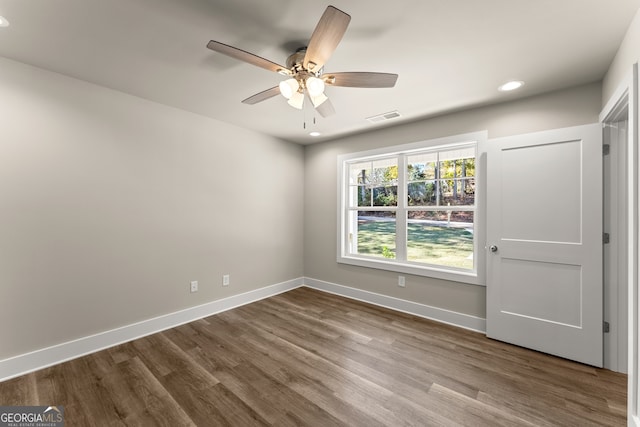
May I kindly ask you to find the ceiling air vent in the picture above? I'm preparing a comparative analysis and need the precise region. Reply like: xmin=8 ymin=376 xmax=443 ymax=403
xmin=366 ymin=110 xmax=401 ymax=124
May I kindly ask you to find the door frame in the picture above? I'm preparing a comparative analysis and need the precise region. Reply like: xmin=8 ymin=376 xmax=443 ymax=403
xmin=601 ymin=83 xmax=630 ymax=374
xmin=600 ymin=63 xmax=638 ymax=425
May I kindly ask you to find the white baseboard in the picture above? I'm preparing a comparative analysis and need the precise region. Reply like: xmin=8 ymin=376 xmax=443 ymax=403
xmin=1 ymin=276 xmax=486 ymax=382
xmin=303 ymin=277 xmax=487 ymax=333
xmin=0 ymin=278 xmax=304 ymax=382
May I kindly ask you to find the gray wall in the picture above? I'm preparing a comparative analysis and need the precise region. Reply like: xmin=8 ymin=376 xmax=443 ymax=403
xmin=0 ymin=57 xmax=305 ymax=360
xmin=304 ymin=82 xmax=603 ymax=319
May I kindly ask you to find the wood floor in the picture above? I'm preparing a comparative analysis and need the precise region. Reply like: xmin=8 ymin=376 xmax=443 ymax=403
xmin=0 ymin=287 xmax=627 ymax=426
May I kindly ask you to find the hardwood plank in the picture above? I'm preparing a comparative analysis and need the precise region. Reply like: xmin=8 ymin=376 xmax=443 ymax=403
xmin=0 ymin=287 xmax=627 ymax=426
xmin=213 ymin=362 xmax=352 ymax=427
xmin=428 ymin=383 xmax=542 ymax=427
xmin=99 ymin=357 xmax=194 ymax=426
xmin=0 ymin=374 xmax=39 ymax=405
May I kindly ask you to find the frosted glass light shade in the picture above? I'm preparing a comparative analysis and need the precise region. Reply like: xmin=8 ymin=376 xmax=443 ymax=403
xmin=310 ymin=92 xmax=328 ymax=107
xmin=306 ymin=76 xmax=325 ymax=97
xmin=288 ymin=90 xmax=304 ymax=109
xmin=279 ymin=79 xmax=299 ymax=99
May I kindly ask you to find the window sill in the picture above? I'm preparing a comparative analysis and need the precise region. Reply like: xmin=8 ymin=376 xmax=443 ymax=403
xmin=337 ymin=255 xmax=485 ymax=286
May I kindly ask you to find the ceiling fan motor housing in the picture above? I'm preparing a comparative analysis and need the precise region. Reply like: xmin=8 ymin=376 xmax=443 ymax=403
xmin=286 ymin=48 xmax=307 ymax=71
xmin=287 ymin=49 xmax=322 ymax=74
xmin=285 ymin=48 xmax=324 ymax=92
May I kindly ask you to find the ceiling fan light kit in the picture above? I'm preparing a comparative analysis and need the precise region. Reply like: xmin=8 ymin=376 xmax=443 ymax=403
xmin=206 ymin=5 xmax=398 ymax=117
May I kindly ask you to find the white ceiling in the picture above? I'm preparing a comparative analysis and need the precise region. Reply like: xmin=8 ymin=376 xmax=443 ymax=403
xmin=0 ymin=0 xmax=637 ymax=144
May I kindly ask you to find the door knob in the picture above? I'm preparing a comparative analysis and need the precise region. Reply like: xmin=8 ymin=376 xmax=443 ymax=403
xmin=490 ymin=245 xmax=498 ymax=253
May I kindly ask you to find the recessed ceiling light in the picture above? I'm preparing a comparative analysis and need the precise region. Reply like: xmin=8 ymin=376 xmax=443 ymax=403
xmin=0 ymin=16 xmax=9 ymax=27
xmin=498 ymin=81 xmax=524 ymax=92
xmin=309 ymin=131 xmax=321 ymax=137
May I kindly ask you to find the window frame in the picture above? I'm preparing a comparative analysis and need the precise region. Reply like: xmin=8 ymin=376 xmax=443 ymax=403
xmin=337 ymin=131 xmax=487 ymax=286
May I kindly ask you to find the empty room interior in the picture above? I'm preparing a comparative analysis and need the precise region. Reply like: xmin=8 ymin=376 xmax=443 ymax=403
xmin=2 ymin=1 xmax=640 ymax=425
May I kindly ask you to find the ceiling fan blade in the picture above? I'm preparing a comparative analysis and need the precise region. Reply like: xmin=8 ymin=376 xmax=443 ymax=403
xmin=303 ymin=6 xmax=351 ymax=72
xmin=323 ymin=72 xmax=398 ymax=88
xmin=241 ymin=86 xmax=281 ymax=105
xmin=207 ymin=40 xmax=291 ymax=75
xmin=315 ymin=98 xmax=336 ymax=118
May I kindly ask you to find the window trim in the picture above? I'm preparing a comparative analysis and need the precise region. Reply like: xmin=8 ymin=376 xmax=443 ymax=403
xmin=337 ymin=131 xmax=487 ymax=286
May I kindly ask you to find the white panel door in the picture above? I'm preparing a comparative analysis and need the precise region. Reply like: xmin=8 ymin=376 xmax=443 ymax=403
xmin=485 ymin=123 xmax=603 ymax=367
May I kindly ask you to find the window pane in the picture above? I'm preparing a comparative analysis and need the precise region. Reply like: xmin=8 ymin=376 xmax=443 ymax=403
xmin=463 ymin=158 xmax=475 ymax=177
xmin=408 ymin=151 xmax=475 ymax=207
xmin=350 ymin=158 xmax=398 ymax=207
xmin=408 ymin=181 xmax=437 ymax=206
xmin=439 ymin=159 xmax=456 ymax=179
xmin=439 ymin=178 xmax=475 ymax=206
xmin=352 ymin=211 xmax=396 ymax=259
xmin=439 ymin=177 xmax=475 ymax=206
xmin=408 ymin=154 xmax=437 ymax=180
xmin=440 ymin=157 xmax=475 ymax=180
xmin=352 ymin=186 xmax=372 ymax=207
xmin=407 ymin=211 xmax=474 ymax=269
xmin=349 ymin=162 xmax=371 ymax=184
xmin=373 ymin=186 xmax=398 ymax=206
xmin=371 ymin=159 xmax=398 ymax=186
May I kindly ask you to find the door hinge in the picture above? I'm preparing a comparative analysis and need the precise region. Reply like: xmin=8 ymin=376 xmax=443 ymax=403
xmin=603 ymin=144 xmax=610 ymax=155
xmin=604 ymin=321 xmax=610 ymax=333
xmin=603 ymin=233 xmax=610 ymax=244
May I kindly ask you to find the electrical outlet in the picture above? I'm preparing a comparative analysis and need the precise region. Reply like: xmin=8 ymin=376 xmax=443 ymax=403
xmin=222 ymin=274 xmax=230 ymax=286
xmin=190 ymin=280 xmax=198 ymax=293
xmin=398 ymin=276 xmax=405 ymax=287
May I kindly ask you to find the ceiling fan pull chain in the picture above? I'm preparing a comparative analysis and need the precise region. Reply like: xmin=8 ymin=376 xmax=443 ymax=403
xmin=303 ymin=102 xmax=311 ymax=130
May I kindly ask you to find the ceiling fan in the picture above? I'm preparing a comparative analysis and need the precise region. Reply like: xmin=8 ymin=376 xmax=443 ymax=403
xmin=206 ymin=5 xmax=398 ymax=117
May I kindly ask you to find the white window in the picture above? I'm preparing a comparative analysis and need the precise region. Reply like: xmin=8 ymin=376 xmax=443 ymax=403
xmin=338 ymin=132 xmax=486 ymax=285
